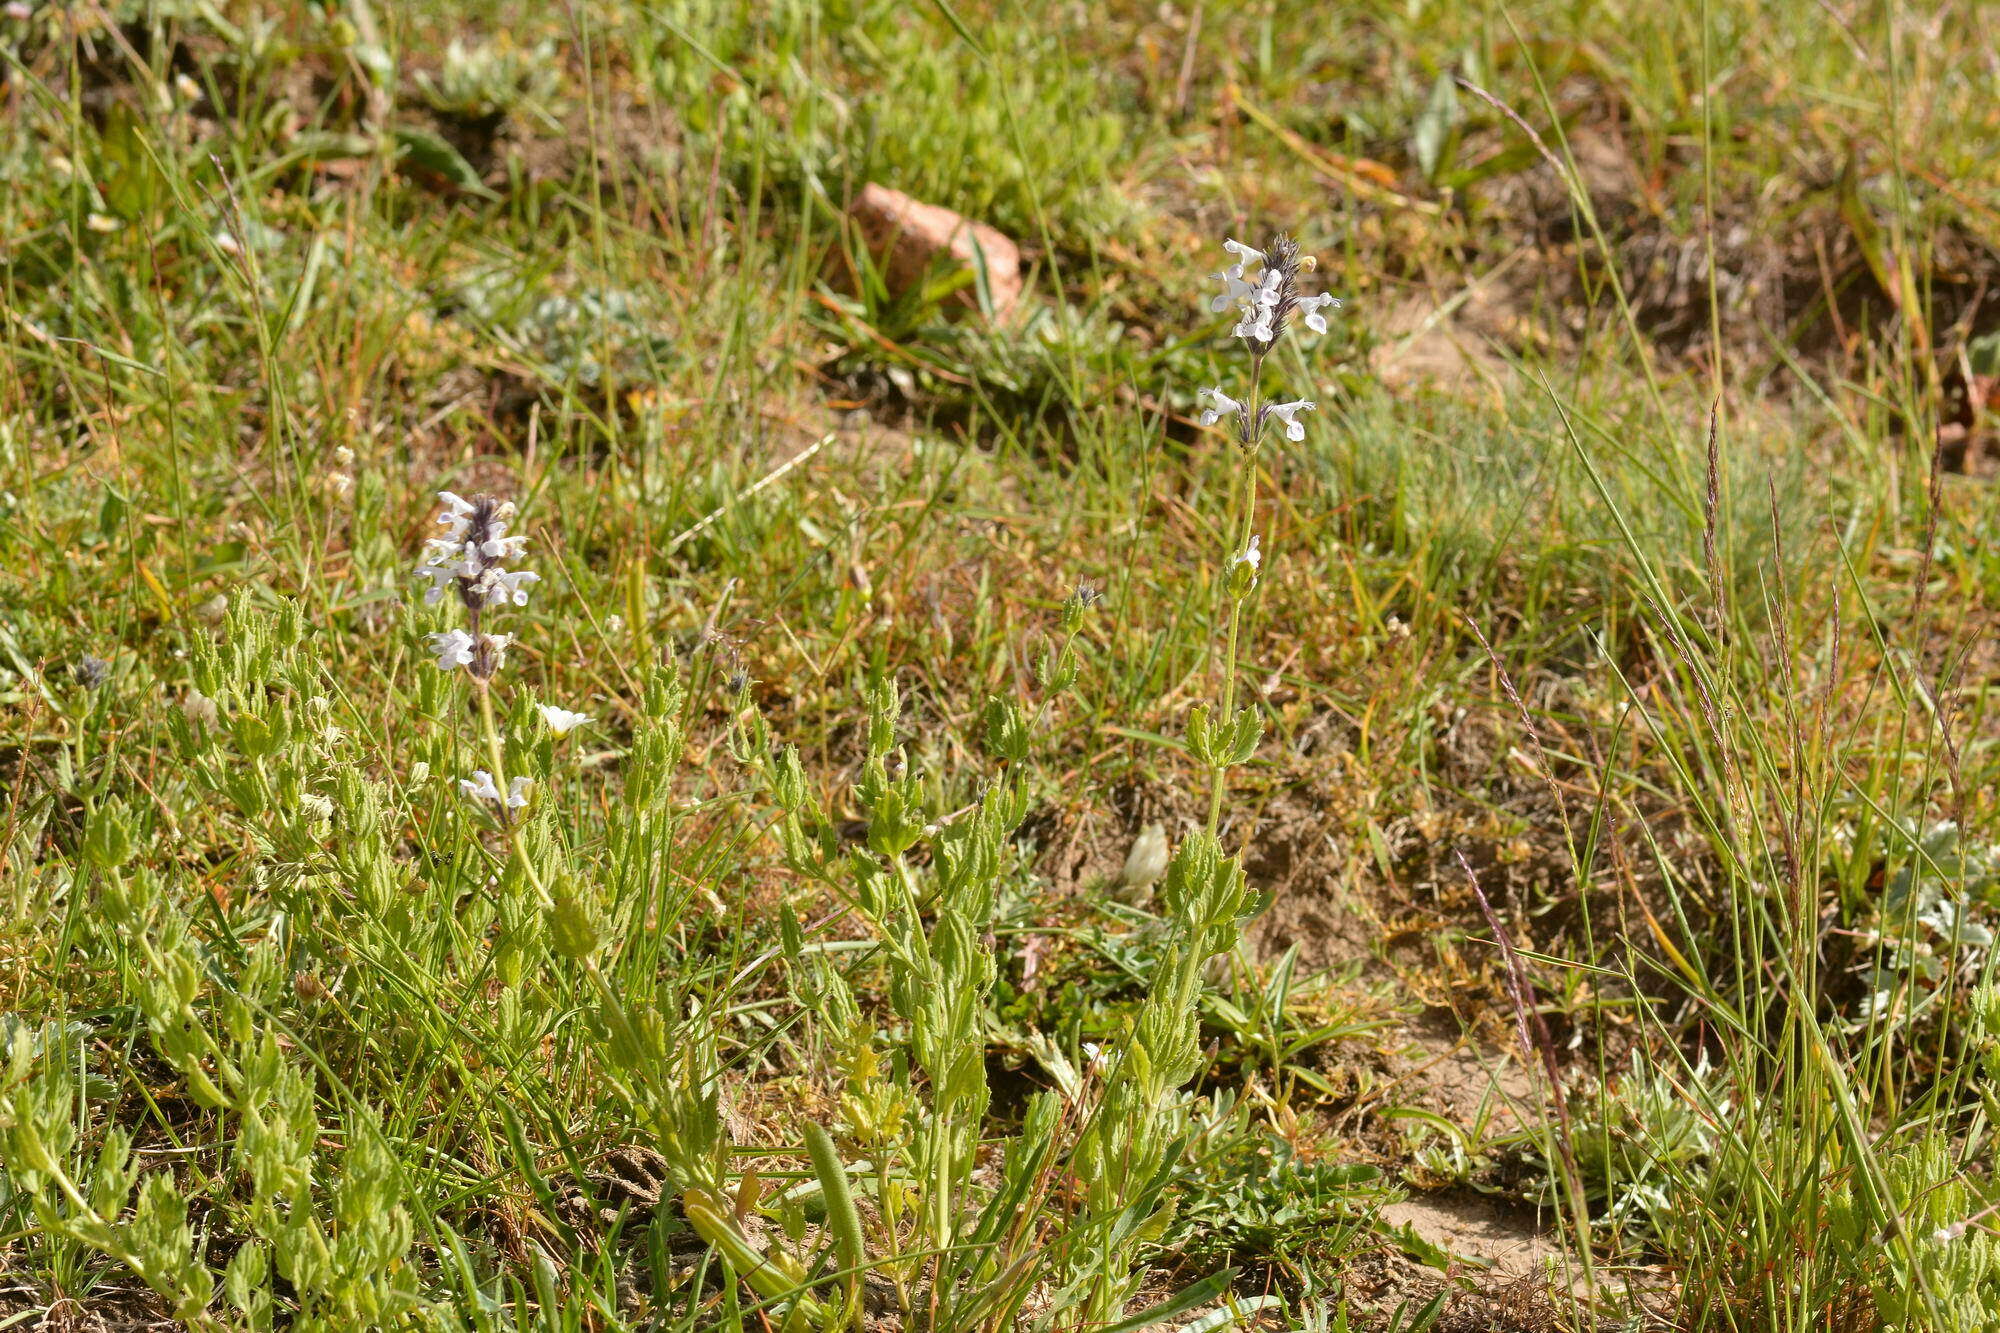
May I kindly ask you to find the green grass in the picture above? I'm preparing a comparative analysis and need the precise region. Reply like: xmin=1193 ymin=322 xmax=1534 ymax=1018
xmin=2 ymin=1 xmax=1999 ymax=1329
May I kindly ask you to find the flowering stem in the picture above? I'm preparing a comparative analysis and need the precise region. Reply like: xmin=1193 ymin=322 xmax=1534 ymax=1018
xmin=1205 ymin=353 xmax=1263 ymax=839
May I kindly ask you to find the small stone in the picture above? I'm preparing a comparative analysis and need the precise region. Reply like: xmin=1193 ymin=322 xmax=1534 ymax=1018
xmin=1117 ymin=822 xmax=1171 ymax=901
xmin=843 ymin=183 xmax=1023 ymax=322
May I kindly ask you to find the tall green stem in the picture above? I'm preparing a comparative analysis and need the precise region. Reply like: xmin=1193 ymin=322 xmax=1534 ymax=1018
xmin=1205 ymin=353 xmax=1263 ymax=838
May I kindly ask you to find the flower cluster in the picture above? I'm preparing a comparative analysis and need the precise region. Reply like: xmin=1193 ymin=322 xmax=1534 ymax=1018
xmin=1207 ymin=234 xmax=1338 ymax=355
xmin=460 ymin=770 xmax=531 ymax=809
xmin=416 ymin=491 xmax=538 ymax=611
xmin=415 ymin=491 xmax=538 ymax=682
xmin=1199 ymin=234 xmax=1338 ymax=450
xmin=1198 ymin=388 xmax=1317 ymax=443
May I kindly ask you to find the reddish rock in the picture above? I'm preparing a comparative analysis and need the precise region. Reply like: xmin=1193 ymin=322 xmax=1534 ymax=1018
xmin=843 ymin=183 xmax=1023 ymax=321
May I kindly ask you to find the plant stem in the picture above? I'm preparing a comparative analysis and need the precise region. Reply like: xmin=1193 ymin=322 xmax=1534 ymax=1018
xmin=1205 ymin=352 xmax=1263 ymax=838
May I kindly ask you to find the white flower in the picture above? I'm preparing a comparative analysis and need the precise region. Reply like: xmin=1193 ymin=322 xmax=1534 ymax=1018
xmin=460 ymin=770 xmax=502 ymax=804
xmin=1264 ymin=399 xmax=1316 ymax=442
xmin=460 ymin=770 xmax=532 ymax=809
xmin=427 ymin=628 xmax=476 ymax=670
xmin=1208 ymin=239 xmax=1277 ymax=320
xmin=483 ymin=568 xmax=540 ymax=607
xmin=480 ymin=633 xmax=513 ymax=669
xmin=538 ymin=704 xmax=593 ymax=736
xmin=1207 ymin=270 xmax=1257 ymax=314
xmin=1232 ymin=534 xmax=1262 ymax=576
xmin=1197 ymin=387 xmax=1245 ymax=427
xmin=1231 ymin=277 xmax=1279 ymax=341
xmin=1297 ymin=291 xmax=1341 ymax=334
xmin=434 ymin=491 xmax=475 ymax=541
xmin=1222 ymin=238 xmax=1264 ymax=270
xmin=1933 ymin=1222 xmax=1967 ymax=1244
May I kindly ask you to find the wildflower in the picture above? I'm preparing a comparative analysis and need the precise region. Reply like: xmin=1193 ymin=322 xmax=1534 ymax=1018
xmin=538 ymin=704 xmax=593 ymax=736
xmin=1197 ymin=387 xmax=1246 ymax=428
xmin=1933 ymin=1222 xmax=1968 ymax=1244
xmin=1231 ymin=534 xmax=1262 ymax=580
xmin=460 ymin=770 xmax=532 ymax=810
xmin=484 ymin=568 xmax=540 ymax=607
xmin=85 ymin=213 xmax=121 ymax=235
xmin=1262 ymin=399 xmax=1317 ymax=442
xmin=1296 ymin=291 xmax=1342 ymax=335
xmin=74 ymin=655 xmax=111 ymax=689
xmin=1071 ymin=579 xmax=1103 ymax=609
xmin=428 ymin=629 xmax=476 ymax=671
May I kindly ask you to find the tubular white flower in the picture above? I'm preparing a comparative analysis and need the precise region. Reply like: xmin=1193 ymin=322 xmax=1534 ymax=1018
xmin=459 ymin=770 xmax=533 ymax=810
xmin=538 ymin=704 xmax=593 ymax=736
xmin=1264 ymin=399 xmax=1316 ymax=442
xmin=484 ymin=568 xmax=540 ymax=607
xmin=1222 ymin=238 xmax=1264 ymax=269
xmin=1232 ymin=533 xmax=1262 ymax=575
xmin=428 ymin=628 xmax=476 ymax=670
xmin=460 ymin=770 xmax=503 ymax=804
xmin=1297 ymin=291 xmax=1341 ymax=334
xmin=416 ymin=562 xmax=459 ymax=605
xmin=1198 ymin=387 xmax=1245 ymax=427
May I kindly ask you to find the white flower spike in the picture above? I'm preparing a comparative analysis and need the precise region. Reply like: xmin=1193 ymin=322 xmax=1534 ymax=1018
xmin=538 ymin=704 xmax=593 ymax=736
xmin=414 ymin=490 xmax=537 ymax=679
xmin=1207 ymin=233 xmax=1340 ymax=357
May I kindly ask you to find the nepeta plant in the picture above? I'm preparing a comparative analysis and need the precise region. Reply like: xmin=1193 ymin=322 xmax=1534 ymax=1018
xmin=1069 ymin=233 xmax=1338 ymax=1319
xmin=735 ymin=235 xmax=1341 ymax=1329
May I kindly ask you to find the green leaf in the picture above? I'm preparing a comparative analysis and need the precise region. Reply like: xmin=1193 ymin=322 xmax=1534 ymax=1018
xmin=1411 ymin=71 xmax=1461 ymax=185
xmin=391 ymin=126 xmax=498 ymax=199
xmin=1097 ymin=1268 xmax=1237 ymax=1333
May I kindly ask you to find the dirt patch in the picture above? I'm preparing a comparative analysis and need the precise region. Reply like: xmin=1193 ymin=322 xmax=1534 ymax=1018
xmin=1379 ymin=1190 xmax=1561 ymax=1283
